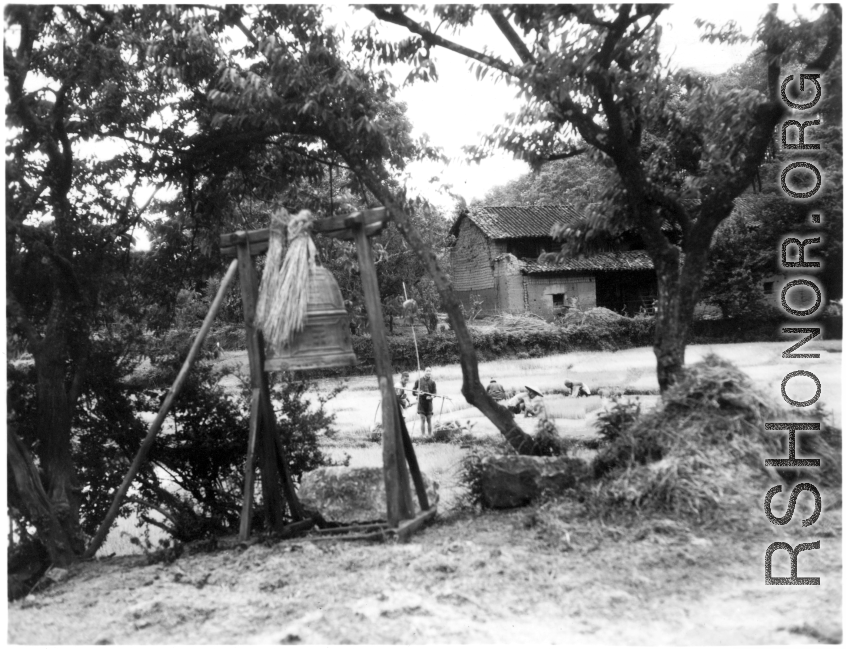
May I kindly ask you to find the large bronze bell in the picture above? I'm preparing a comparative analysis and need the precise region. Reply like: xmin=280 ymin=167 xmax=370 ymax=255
xmin=264 ymin=266 xmax=358 ymax=372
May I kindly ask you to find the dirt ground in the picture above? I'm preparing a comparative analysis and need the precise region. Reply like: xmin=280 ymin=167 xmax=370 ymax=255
xmin=8 ymin=497 xmax=842 ymax=644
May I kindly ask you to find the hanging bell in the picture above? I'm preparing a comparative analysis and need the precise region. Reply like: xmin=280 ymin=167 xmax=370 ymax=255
xmin=264 ymin=266 xmax=358 ymax=372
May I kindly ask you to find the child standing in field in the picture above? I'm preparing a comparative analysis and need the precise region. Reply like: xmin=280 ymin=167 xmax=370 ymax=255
xmin=413 ymin=367 xmax=436 ymax=436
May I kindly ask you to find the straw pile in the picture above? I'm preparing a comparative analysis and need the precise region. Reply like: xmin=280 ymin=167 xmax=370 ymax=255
xmin=587 ymin=354 xmax=841 ymax=520
xmin=487 ymin=312 xmax=556 ymax=332
xmin=559 ymin=306 xmax=623 ymax=326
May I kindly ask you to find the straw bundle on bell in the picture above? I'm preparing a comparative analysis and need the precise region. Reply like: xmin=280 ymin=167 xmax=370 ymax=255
xmin=256 ymin=208 xmax=317 ymax=352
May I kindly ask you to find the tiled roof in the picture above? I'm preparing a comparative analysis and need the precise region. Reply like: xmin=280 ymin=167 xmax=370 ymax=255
xmin=521 ymin=250 xmax=655 ymax=273
xmin=450 ymin=205 xmax=584 ymax=239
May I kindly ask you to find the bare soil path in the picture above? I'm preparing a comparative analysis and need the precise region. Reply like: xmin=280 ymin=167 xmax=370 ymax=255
xmin=8 ymin=501 xmax=841 ymax=644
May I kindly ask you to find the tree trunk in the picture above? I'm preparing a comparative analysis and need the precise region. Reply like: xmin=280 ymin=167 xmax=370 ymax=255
xmin=33 ymin=337 xmax=85 ymax=556
xmin=345 ymin=161 xmax=544 ymax=455
xmin=652 ymin=244 xmax=709 ymax=393
xmin=7 ymin=427 xmax=78 ymax=567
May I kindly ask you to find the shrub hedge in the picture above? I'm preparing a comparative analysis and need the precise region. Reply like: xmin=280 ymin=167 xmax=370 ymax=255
xmin=214 ymin=315 xmax=842 ymax=378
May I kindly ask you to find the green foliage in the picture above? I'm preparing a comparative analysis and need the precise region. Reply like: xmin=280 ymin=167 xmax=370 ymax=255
xmin=458 ymin=452 xmax=489 ymax=509
xmin=288 ymin=314 xmax=839 ymax=379
xmin=132 ymin=362 xmax=338 ymax=543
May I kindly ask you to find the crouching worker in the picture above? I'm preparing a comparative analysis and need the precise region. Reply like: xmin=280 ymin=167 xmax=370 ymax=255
xmin=505 ymin=390 xmax=528 ymax=415
xmin=564 ymin=380 xmax=591 ymax=398
xmin=523 ymin=386 xmax=547 ymax=418
xmin=486 ymin=378 xmax=506 ymax=401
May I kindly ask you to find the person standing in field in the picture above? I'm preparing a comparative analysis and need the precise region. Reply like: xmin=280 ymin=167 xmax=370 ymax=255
xmin=395 ymin=371 xmax=411 ymax=408
xmin=486 ymin=378 xmax=506 ymax=401
xmin=413 ymin=366 xmax=436 ymax=436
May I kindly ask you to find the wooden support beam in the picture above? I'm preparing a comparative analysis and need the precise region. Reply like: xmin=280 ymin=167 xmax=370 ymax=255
xmin=219 ymin=208 xmax=390 ymax=257
xmin=397 ymin=401 xmax=430 ymax=512
xmin=236 ymin=238 xmax=286 ymax=534
xmin=239 ymin=389 xmax=261 ymax=541
xmin=272 ymin=425 xmax=305 ymax=521
xmin=352 ymin=221 xmax=414 ymax=526
xmin=83 ymin=258 xmax=240 ymax=559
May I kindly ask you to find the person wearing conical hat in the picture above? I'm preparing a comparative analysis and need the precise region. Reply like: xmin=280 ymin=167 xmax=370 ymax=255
xmin=524 ymin=386 xmax=547 ymax=419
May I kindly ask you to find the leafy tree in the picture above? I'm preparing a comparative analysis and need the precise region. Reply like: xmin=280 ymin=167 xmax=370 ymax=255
xmin=476 ymin=156 xmax=612 ymax=207
xmin=365 ymin=4 xmax=842 ymax=391
xmin=4 ymin=5 xmax=193 ymax=562
xmin=151 ymin=4 xmax=548 ymax=455
xmin=700 ymin=49 xmax=842 ymax=313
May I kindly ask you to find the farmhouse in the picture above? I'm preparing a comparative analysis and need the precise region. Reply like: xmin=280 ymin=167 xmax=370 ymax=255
xmin=449 ymin=205 xmax=658 ymax=319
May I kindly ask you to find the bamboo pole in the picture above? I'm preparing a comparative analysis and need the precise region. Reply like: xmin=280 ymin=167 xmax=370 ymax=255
xmin=83 ymin=258 xmax=240 ymax=559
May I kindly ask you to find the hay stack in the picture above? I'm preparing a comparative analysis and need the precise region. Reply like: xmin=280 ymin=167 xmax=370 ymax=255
xmin=589 ymin=354 xmax=841 ymax=520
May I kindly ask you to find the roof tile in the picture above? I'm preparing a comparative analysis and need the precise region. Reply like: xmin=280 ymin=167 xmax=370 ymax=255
xmin=458 ymin=205 xmax=584 ymax=239
xmin=521 ymin=250 xmax=654 ymax=273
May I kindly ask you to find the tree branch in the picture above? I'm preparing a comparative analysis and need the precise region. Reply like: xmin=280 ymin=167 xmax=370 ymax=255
xmin=366 ymin=5 xmax=519 ymax=78
xmin=486 ymin=6 xmax=535 ymax=64
xmin=540 ymin=148 xmax=587 ymax=162
xmin=807 ymin=4 xmax=842 ymax=71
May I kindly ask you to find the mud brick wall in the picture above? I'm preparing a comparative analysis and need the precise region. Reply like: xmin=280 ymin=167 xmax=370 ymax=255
xmin=524 ymin=275 xmax=596 ymax=319
xmin=451 ymin=219 xmax=498 ymax=313
xmin=493 ymin=254 xmax=525 ymax=313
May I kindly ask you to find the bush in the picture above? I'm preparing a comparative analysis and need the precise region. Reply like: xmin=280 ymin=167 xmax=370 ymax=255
xmin=296 ymin=313 xmax=847 ymax=380
xmin=135 ymin=362 xmax=339 ymax=542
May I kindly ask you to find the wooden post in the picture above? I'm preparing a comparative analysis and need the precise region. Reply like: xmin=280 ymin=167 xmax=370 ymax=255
xmin=84 ymin=258 xmax=239 ymax=559
xmin=397 ymin=400 xmax=430 ymax=511
xmin=239 ymin=389 xmax=261 ymax=541
xmin=236 ymin=238 xmax=286 ymax=533
xmin=352 ymin=218 xmax=414 ymax=525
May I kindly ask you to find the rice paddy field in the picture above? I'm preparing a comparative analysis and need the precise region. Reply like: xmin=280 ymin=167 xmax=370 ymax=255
xmin=311 ymin=338 xmax=842 ymax=439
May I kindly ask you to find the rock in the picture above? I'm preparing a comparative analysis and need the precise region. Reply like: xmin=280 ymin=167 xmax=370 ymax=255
xmin=478 ymin=455 xmax=587 ymax=509
xmin=43 ymin=567 xmax=70 ymax=585
xmin=299 ymin=466 xmax=438 ymax=524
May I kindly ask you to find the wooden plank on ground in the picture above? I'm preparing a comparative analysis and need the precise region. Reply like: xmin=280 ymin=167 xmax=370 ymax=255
xmin=314 ymin=523 xmax=389 ymax=536
xmin=396 ymin=506 xmax=437 ymax=543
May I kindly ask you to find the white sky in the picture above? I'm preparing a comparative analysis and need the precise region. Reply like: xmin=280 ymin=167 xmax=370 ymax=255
xmin=364 ymin=3 xmax=776 ymax=207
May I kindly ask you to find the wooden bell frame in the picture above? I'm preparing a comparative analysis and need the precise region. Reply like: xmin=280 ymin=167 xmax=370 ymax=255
xmin=219 ymin=207 xmax=435 ymax=542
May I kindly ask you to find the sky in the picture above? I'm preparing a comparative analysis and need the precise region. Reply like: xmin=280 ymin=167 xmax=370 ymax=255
xmin=359 ymin=3 xmax=774 ymax=208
